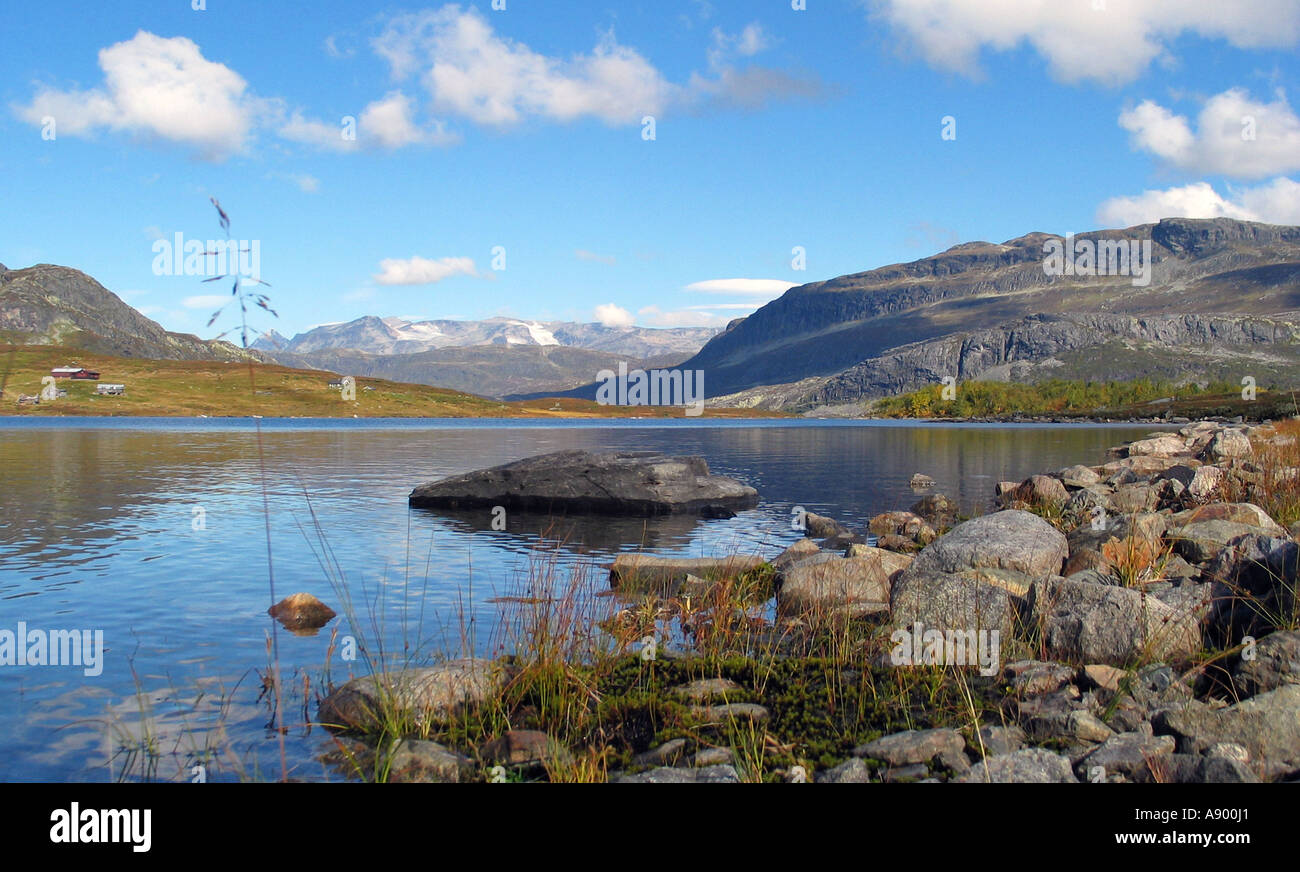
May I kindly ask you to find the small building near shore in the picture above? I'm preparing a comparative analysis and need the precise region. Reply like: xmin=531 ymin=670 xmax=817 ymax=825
xmin=51 ymin=366 xmax=100 ymax=380
xmin=95 ymin=383 xmax=125 ymax=396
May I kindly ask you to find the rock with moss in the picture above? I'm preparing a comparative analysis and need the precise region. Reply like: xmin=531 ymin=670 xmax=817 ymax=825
xmin=318 ymin=658 xmax=499 ymax=732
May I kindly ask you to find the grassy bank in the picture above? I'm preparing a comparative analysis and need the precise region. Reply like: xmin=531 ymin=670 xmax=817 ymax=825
xmin=0 ymin=344 xmax=782 ymax=419
xmin=871 ymin=378 xmax=1298 ymax=420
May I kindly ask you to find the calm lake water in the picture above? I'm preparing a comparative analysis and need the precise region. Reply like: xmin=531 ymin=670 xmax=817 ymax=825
xmin=0 ymin=417 xmax=1164 ymax=782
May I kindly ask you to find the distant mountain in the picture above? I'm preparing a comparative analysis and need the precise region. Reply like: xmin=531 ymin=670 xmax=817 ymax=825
xmin=0 ymin=263 xmax=260 ymax=362
xmin=681 ymin=218 xmax=1300 ymax=405
xmin=253 ymin=315 xmax=717 ymax=359
xmin=270 ymin=344 xmax=692 ymax=400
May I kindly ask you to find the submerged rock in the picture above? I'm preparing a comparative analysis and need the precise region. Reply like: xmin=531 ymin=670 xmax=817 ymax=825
xmin=268 ymin=592 xmax=337 ymax=633
xmin=409 ymin=450 xmax=758 ymax=516
xmin=608 ymin=554 xmax=768 ymax=595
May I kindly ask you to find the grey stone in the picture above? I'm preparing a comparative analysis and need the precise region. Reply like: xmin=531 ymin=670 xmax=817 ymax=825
xmin=816 ymin=757 xmax=873 ymax=783
xmin=957 ymin=749 xmax=1077 ymax=783
xmin=908 ymin=510 xmax=1067 ymax=578
xmin=318 ymin=659 xmax=498 ymax=732
xmin=1234 ymin=630 xmax=1300 ymax=696
xmin=409 ymin=449 xmax=759 ymax=515
xmin=777 ymin=551 xmax=907 ymax=617
xmin=611 ymin=764 xmax=740 ymax=783
xmin=853 ymin=728 xmax=964 ymax=766
xmin=1031 ymin=578 xmax=1201 ymax=665
xmin=1156 ymin=685 xmax=1300 ymax=772
xmin=1075 ymin=732 xmax=1177 ymax=782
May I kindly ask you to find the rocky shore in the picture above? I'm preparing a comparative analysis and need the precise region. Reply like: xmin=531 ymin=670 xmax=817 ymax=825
xmin=319 ymin=419 xmax=1300 ymax=783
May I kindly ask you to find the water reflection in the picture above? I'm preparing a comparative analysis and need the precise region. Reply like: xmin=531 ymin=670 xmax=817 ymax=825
xmin=0 ymin=418 xmax=1165 ymax=780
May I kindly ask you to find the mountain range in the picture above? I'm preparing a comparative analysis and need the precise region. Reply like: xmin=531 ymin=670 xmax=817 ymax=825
xmin=6 ymin=217 xmax=1299 ymax=411
xmin=525 ymin=218 xmax=1300 ymax=411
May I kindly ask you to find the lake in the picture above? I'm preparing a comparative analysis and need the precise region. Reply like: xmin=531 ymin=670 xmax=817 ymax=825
xmin=0 ymin=417 xmax=1163 ymax=781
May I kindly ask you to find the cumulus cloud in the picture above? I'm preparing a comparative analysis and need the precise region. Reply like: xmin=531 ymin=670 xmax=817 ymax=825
xmin=576 ymin=249 xmax=616 ymax=265
xmin=373 ymin=255 xmax=479 ymax=286
xmin=684 ymin=278 xmax=797 ymax=295
xmin=375 ymin=6 xmax=673 ymax=125
xmin=1119 ymin=89 xmax=1300 ymax=178
xmin=866 ymin=0 xmax=1300 ymax=85
xmin=594 ymin=303 xmax=635 ymax=327
xmin=280 ymin=92 xmax=457 ymax=151
xmin=360 ymin=91 xmax=459 ymax=147
xmin=373 ymin=6 xmax=818 ymax=126
xmin=13 ymin=31 xmax=261 ymax=159
xmin=1096 ymin=178 xmax=1300 ymax=227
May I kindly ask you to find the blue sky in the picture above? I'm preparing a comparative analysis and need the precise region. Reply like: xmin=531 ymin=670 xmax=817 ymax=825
xmin=2 ymin=0 xmax=1298 ymax=341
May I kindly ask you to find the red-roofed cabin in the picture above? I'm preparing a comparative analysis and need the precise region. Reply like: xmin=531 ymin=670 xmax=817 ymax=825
xmin=50 ymin=366 xmax=99 ymax=380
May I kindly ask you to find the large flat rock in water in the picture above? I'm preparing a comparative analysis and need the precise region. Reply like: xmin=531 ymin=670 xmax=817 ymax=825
xmin=409 ymin=450 xmax=759 ymax=516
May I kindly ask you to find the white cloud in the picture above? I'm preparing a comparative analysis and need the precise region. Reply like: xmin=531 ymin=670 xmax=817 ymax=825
xmin=182 ymin=294 xmax=229 ymax=309
xmin=1096 ymin=178 xmax=1300 ymax=226
xmin=594 ymin=303 xmax=635 ymax=327
xmin=708 ymin=23 xmax=770 ymax=70
xmin=1119 ymin=89 xmax=1300 ymax=178
xmin=866 ymin=0 xmax=1300 ymax=85
xmin=373 ymin=6 xmax=818 ymax=126
xmin=373 ymin=255 xmax=479 ymax=286
xmin=281 ymin=92 xmax=457 ymax=151
xmin=637 ymin=305 xmax=734 ymax=328
xmin=576 ymin=249 xmax=616 ymax=265
xmin=360 ymin=91 xmax=459 ymax=147
xmin=684 ymin=278 xmax=797 ymax=295
xmin=375 ymin=6 xmax=673 ymax=126
xmin=278 ymin=112 xmax=360 ymax=152
xmin=290 ymin=173 xmax=319 ymax=193
xmin=14 ymin=31 xmax=260 ymax=160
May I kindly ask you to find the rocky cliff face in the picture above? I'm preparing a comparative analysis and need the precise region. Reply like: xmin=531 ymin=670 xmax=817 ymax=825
xmin=0 ymin=263 xmax=261 ymax=361
xmin=681 ymin=218 xmax=1300 ymax=401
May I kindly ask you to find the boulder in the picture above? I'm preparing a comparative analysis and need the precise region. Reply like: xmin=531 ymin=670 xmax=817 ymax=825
xmin=1031 ymin=578 xmax=1201 ymax=664
xmin=771 ymin=538 xmax=821 ymax=571
xmin=777 ymin=551 xmax=907 ymax=618
xmin=1075 ymin=732 xmax=1176 ymax=782
xmin=1234 ymin=629 xmax=1300 ymax=696
xmin=318 ymin=659 xmax=498 ymax=732
xmin=969 ymin=725 xmax=1025 ymax=758
xmin=910 ymin=473 xmax=936 ymax=489
xmin=1058 ymin=465 xmax=1101 ymax=488
xmin=1014 ymin=474 xmax=1069 ymax=508
xmin=409 ymin=450 xmax=759 ymax=516
xmin=908 ymin=510 xmax=1067 ymax=578
xmin=1156 ymin=685 xmax=1300 ymax=775
xmin=1126 ymin=434 xmax=1189 ymax=458
xmin=1188 ymin=465 xmax=1226 ymax=499
xmin=956 ymin=749 xmax=1076 ymax=783
xmin=890 ymin=568 xmax=1021 ymax=641
xmin=801 ymin=512 xmax=846 ymax=538
xmin=1170 ymin=521 xmax=1278 ymax=564
xmin=1204 ymin=429 xmax=1252 ymax=461
xmin=852 ymin=728 xmax=965 ymax=766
